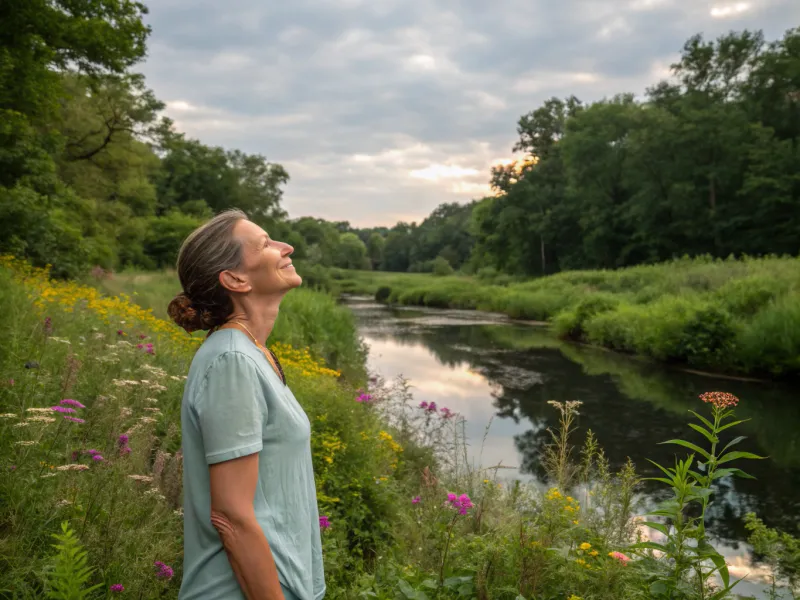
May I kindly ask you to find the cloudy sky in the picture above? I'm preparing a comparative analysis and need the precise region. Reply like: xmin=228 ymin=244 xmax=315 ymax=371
xmin=140 ymin=0 xmax=800 ymax=227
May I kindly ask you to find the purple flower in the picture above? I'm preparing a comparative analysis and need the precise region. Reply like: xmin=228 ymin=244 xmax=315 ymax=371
xmin=319 ymin=516 xmax=331 ymax=529
xmin=419 ymin=401 xmax=429 ymax=409
xmin=118 ymin=434 xmax=129 ymax=447
xmin=85 ymin=449 xmax=101 ymax=456
xmin=356 ymin=393 xmax=372 ymax=403
xmin=92 ymin=455 xmax=104 ymax=462
xmin=138 ymin=334 xmax=147 ymax=340
xmin=411 ymin=496 xmax=421 ymax=504
xmin=117 ymin=330 xmax=125 ymax=336
xmin=63 ymin=416 xmax=85 ymax=423
xmin=447 ymin=492 xmax=457 ymax=502
xmin=60 ymin=399 xmax=86 ymax=409
xmin=153 ymin=561 xmax=174 ymax=580
xmin=145 ymin=344 xmax=155 ymax=355
xmin=51 ymin=406 xmax=76 ymax=414
xmin=446 ymin=492 xmax=473 ymax=515
xmin=136 ymin=344 xmax=144 ymax=350
xmin=441 ymin=407 xmax=454 ymax=418
xmin=110 ymin=584 xmax=124 ymax=593
xmin=8 ymin=379 xmax=13 ymax=386
xmin=120 ymin=446 xmax=132 ymax=455
xmin=427 ymin=402 xmax=437 ymax=413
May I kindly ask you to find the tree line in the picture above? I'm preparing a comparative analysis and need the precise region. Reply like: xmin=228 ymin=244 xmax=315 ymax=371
xmin=2 ymin=5 xmax=797 ymax=280
xmin=297 ymin=28 xmax=800 ymax=277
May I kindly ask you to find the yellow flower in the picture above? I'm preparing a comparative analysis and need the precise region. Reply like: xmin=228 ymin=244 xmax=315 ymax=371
xmin=579 ymin=542 xmax=592 ymax=551
xmin=575 ymin=558 xmax=586 ymax=566
xmin=589 ymin=550 xmax=599 ymax=557
xmin=572 ymin=520 xmax=580 ymax=525
xmin=568 ymin=596 xmax=582 ymax=600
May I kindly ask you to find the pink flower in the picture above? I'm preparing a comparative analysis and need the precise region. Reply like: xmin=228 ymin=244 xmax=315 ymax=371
xmin=419 ymin=401 xmax=429 ymax=409
xmin=110 ymin=584 xmax=124 ymax=593
xmin=63 ymin=416 xmax=85 ymax=423
xmin=60 ymin=399 xmax=86 ymax=409
xmin=411 ymin=496 xmax=421 ymax=504
xmin=319 ymin=516 xmax=331 ymax=529
xmin=446 ymin=492 xmax=473 ymax=515
xmin=51 ymin=406 xmax=76 ymax=414
xmin=609 ymin=551 xmax=630 ymax=565
xmin=92 ymin=455 xmax=104 ymax=462
xmin=153 ymin=561 xmax=173 ymax=580
xmin=427 ymin=402 xmax=437 ymax=412
xmin=120 ymin=446 xmax=132 ymax=455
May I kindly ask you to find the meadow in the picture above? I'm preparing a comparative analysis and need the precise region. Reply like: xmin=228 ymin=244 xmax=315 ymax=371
xmin=317 ymin=256 xmax=800 ymax=379
xmin=1 ymin=255 xmax=798 ymax=600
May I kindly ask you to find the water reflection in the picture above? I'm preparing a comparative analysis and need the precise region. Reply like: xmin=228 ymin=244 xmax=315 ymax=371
xmin=347 ymin=298 xmax=800 ymax=599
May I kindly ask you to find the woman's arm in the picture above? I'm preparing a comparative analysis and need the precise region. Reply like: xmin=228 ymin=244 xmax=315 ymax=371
xmin=209 ymin=453 xmax=284 ymax=600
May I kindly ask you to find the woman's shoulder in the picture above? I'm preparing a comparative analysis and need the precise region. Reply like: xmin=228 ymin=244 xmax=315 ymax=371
xmin=186 ymin=330 xmax=264 ymax=386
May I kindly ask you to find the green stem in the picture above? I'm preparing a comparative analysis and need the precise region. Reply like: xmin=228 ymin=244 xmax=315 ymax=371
xmin=439 ymin=514 xmax=458 ymax=587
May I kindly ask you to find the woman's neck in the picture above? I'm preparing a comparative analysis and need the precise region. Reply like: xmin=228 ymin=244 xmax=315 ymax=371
xmin=227 ymin=298 xmax=281 ymax=344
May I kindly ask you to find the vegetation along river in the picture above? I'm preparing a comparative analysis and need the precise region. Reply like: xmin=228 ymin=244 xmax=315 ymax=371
xmin=345 ymin=296 xmax=800 ymax=599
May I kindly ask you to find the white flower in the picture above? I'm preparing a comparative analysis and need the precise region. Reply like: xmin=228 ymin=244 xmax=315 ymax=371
xmin=49 ymin=337 xmax=71 ymax=345
xmin=27 ymin=416 xmax=56 ymax=424
xmin=41 ymin=473 xmax=59 ymax=478
xmin=56 ymin=499 xmax=73 ymax=507
xmin=128 ymin=475 xmax=153 ymax=483
xmin=25 ymin=407 xmax=52 ymax=414
xmin=13 ymin=422 xmax=31 ymax=428
xmin=146 ymin=398 xmax=158 ymax=404
xmin=14 ymin=441 xmax=37 ymax=446
xmin=57 ymin=464 xmax=89 ymax=472
xmin=0 ymin=413 xmax=17 ymax=418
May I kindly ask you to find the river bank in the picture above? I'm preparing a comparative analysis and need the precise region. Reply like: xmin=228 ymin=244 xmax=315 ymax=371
xmin=2 ymin=258 xmax=796 ymax=599
xmin=311 ymin=255 xmax=800 ymax=380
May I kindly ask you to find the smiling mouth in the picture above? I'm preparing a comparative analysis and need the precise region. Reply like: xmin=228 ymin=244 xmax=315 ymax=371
xmin=280 ymin=262 xmax=295 ymax=269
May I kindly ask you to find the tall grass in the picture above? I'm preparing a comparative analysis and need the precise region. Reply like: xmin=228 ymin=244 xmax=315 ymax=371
xmin=320 ymin=256 xmax=800 ymax=377
xmin=2 ymin=256 xmax=797 ymax=600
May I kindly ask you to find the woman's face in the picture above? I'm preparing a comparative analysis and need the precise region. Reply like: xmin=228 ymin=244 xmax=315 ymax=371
xmin=231 ymin=219 xmax=302 ymax=296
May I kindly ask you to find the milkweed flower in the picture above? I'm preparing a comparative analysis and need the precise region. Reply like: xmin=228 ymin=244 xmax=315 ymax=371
xmin=154 ymin=561 xmax=174 ymax=579
xmin=699 ymin=391 xmax=739 ymax=409
xmin=319 ymin=516 xmax=331 ymax=529
xmin=609 ymin=551 xmax=630 ymax=565
xmin=109 ymin=584 xmax=124 ymax=593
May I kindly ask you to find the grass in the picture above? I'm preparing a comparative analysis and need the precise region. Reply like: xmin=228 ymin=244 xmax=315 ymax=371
xmin=1 ymin=255 xmax=797 ymax=600
xmin=318 ymin=255 xmax=800 ymax=378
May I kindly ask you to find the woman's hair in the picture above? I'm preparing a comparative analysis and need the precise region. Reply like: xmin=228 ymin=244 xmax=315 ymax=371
xmin=167 ymin=209 xmax=248 ymax=333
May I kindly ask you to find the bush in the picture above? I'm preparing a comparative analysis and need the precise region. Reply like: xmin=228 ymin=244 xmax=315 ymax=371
xmin=554 ymin=293 xmax=620 ymax=340
xmin=375 ymin=286 xmax=392 ymax=303
xmin=431 ymin=256 xmax=454 ymax=277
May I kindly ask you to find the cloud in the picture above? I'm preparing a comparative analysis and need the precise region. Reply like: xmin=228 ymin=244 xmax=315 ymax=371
xmin=139 ymin=0 xmax=800 ymax=227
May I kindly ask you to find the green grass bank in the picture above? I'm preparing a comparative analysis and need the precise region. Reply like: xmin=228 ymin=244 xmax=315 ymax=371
xmin=2 ymin=256 xmax=798 ymax=600
xmin=314 ymin=256 xmax=800 ymax=378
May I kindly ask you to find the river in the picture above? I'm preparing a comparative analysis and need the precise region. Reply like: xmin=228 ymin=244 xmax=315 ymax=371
xmin=345 ymin=296 xmax=800 ymax=599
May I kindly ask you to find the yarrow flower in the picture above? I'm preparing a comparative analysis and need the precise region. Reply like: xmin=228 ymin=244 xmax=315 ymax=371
xmin=110 ymin=584 xmax=124 ymax=593
xmin=446 ymin=492 xmax=473 ymax=515
xmin=700 ymin=391 xmax=739 ymax=410
xmin=411 ymin=496 xmax=421 ymax=504
xmin=319 ymin=516 xmax=331 ymax=529
xmin=60 ymin=399 xmax=86 ymax=409
xmin=153 ymin=561 xmax=174 ymax=580
xmin=609 ymin=551 xmax=630 ymax=565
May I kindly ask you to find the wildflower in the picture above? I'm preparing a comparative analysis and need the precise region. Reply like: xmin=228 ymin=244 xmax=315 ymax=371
xmin=139 ymin=334 xmax=147 ymax=340
xmin=120 ymin=446 xmax=132 ymax=455
xmin=118 ymin=434 xmax=129 ymax=447
xmin=573 ymin=520 xmax=580 ymax=525
xmin=110 ymin=584 xmax=124 ymax=593
xmin=609 ymin=551 xmax=630 ymax=565
xmin=0 ymin=413 xmax=17 ymax=418
xmin=579 ymin=542 xmax=592 ymax=551
xmin=427 ymin=401 xmax=437 ymax=412
xmin=27 ymin=415 xmax=56 ymax=424
xmin=355 ymin=393 xmax=372 ymax=403
xmin=153 ymin=561 xmax=174 ymax=580
xmin=64 ymin=416 xmax=85 ymax=423
xmin=419 ymin=401 xmax=429 ymax=409
xmin=56 ymin=499 xmax=73 ymax=507
xmin=700 ymin=391 xmax=739 ymax=409
xmin=411 ymin=496 xmax=421 ymax=504
xmin=137 ymin=344 xmax=144 ymax=350
xmin=50 ymin=406 xmax=76 ymax=414
xmin=14 ymin=441 xmax=37 ymax=446
xmin=44 ymin=317 xmax=53 ymax=335
xmin=12 ymin=422 xmax=29 ymax=428
xmin=575 ymin=558 xmax=587 ymax=566
xmin=440 ymin=407 xmax=453 ymax=418
xmin=589 ymin=550 xmax=599 ymax=557
xmin=26 ymin=407 xmax=52 ymax=414
xmin=60 ymin=399 xmax=86 ymax=409
xmin=92 ymin=454 xmax=104 ymax=462
xmin=319 ymin=516 xmax=331 ymax=529
xmin=568 ymin=596 xmax=582 ymax=600
xmin=117 ymin=330 xmax=125 ymax=336
xmin=128 ymin=475 xmax=153 ymax=483
xmin=446 ymin=492 xmax=473 ymax=515
xmin=9 ymin=465 xmax=16 ymax=471
xmin=57 ymin=464 xmax=89 ymax=471
xmin=145 ymin=343 xmax=155 ymax=355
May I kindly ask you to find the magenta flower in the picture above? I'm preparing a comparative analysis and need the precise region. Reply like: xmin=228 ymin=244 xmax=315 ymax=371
xmin=120 ymin=446 xmax=132 ymax=455
xmin=118 ymin=434 xmax=129 ymax=447
xmin=419 ymin=401 xmax=429 ymax=409
xmin=64 ymin=416 xmax=85 ymax=423
xmin=110 ymin=584 xmax=124 ymax=593
xmin=441 ymin=407 xmax=454 ymax=418
xmin=136 ymin=344 xmax=144 ymax=350
xmin=411 ymin=496 xmax=421 ymax=504
xmin=60 ymin=399 xmax=86 ymax=409
xmin=319 ymin=516 xmax=331 ymax=529
xmin=154 ymin=561 xmax=174 ymax=580
xmin=145 ymin=343 xmax=155 ymax=355
xmin=355 ymin=393 xmax=372 ymax=403
xmin=427 ymin=402 xmax=437 ymax=412
xmin=117 ymin=330 xmax=125 ymax=336
xmin=85 ymin=449 xmax=101 ymax=456
xmin=138 ymin=334 xmax=147 ymax=340
xmin=446 ymin=492 xmax=473 ymax=515
xmin=92 ymin=455 xmax=104 ymax=462
xmin=51 ymin=406 xmax=76 ymax=414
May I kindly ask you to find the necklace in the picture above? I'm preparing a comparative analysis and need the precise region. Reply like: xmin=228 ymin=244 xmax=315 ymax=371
xmin=225 ymin=320 xmax=286 ymax=385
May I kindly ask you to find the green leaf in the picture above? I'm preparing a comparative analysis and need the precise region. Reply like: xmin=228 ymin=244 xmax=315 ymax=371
xmin=688 ymin=423 xmax=717 ymax=443
xmin=398 ymin=579 xmax=416 ymax=599
xmin=709 ymin=551 xmax=730 ymax=588
xmin=717 ymin=450 xmax=766 ymax=465
xmin=630 ymin=541 xmax=668 ymax=553
xmin=643 ymin=476 xmax=676 ymax=486
xmin=649 ymin=581 xmax=669 ymax=597
xmin=688 ymin=410 xmax=715 ymax=431
xmin=641 ymin=521 xmax=669 ymax=536
xmin=716 ymin=419 xmax=748 ymax=433
xmin=659 ymin=439 xmax=711 ymax=460
xmin=421 ymin=579 xmax=438 ymax=589
xmin=722 ymin=436 xmax=747 ymax=453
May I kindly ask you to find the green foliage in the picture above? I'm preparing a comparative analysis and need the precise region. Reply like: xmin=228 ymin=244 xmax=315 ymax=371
xmin=44 ymin=522 xmax=104 ymax=600
xmin=745 ymin=513 xmax=800 ymax=597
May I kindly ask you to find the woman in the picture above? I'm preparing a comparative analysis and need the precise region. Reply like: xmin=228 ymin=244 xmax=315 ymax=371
xmin=167 ymin=209 xmax=325 ymax=600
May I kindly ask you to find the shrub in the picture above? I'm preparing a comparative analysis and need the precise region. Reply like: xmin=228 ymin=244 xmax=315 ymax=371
xmin=431 ymin=256 xmax=454 ymax=277
xmin=736 ymin=294 xmax=800 ymax=376
xmin=375 ymin=286 xmax=392 ymax=303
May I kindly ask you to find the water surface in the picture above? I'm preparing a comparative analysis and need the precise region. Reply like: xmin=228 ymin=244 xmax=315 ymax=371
xmin=346 ymin=297 xmax=800 ymax=599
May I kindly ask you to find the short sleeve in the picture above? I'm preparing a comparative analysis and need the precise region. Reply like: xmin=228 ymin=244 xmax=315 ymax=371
xmin=193 ymin=351 xmax=266 ymax=465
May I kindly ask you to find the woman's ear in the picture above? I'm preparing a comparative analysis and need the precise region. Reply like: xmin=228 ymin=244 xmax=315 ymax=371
xmin=219 ymin=270 xmax=251 ymax=293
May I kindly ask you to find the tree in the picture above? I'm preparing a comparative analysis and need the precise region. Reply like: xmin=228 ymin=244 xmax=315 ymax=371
xmin=366 ymin=233 xmax=386 ymax=270
xmin=335 ymin=233 xmax=370 ymax=270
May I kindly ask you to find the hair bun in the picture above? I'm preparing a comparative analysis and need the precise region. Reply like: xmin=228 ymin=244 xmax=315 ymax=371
xmin=167 ymin=292 xmax=214 ymax=333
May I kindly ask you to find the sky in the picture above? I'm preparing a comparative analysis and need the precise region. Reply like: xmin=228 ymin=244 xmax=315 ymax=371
xmin=140 ymin=0 xmax=800 ymax=227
